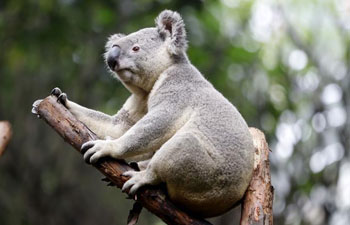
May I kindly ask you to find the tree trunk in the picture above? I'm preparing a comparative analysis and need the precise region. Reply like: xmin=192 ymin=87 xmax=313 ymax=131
xmin=0 ymin=121 xmax=12 ymax=157
xmin=240 ymin=128 xmax=274 ymax=225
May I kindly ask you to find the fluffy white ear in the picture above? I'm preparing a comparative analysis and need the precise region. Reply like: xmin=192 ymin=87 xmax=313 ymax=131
xmin=155 ymin=10 xmax=188 ymax=55
xmin=105 ymin=33 xmax=125 ymax=50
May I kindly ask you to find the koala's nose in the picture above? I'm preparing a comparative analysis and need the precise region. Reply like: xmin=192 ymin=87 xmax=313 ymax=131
xmin=107 ymin=45 xmax=121 ymax=70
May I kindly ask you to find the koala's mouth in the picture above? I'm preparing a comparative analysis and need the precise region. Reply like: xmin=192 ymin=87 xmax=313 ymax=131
xmin=114 ymin=68 xmax=136 ymax=82
xmin=116 ymin=68 xmax=133 ymax=73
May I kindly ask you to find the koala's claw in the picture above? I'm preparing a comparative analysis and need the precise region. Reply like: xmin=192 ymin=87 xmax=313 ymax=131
xmin=81 ymin=140 xmax=111 ymax=164
xmin=57 ymin=93 xmax=68 ymax=106
xmin=51 ymin=87 xmax=62 ymax=97
xmin=84 ymin=148 xmax=99 ymax=164
xmin=81 ymin=141 xmax=95 ymax=154
xmin=122 ymin=171 xmax=146 ymax=195
xmin=51 ymin=87 xmax=68 ymax=106
xmin=81 ymin=141 xmax=98 ymax=163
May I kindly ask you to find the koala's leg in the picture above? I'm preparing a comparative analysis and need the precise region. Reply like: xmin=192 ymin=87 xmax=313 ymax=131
xmin=121 ymin=130 xmax=214 ymax=196
xmin=121 ymin=151 xmax=164 ymax=195
xmin=51 ymin=88 xmax=147 ymax=139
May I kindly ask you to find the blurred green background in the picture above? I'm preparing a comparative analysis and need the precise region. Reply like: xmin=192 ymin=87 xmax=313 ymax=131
xmin=0 ymin=0 xmax=349 ymax=224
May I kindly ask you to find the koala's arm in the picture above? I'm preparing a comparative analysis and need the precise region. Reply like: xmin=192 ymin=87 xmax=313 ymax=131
xmin=114 ymin=105 xmax=179 ymax=158
xmin=67 ymin=94 xmax=147 ymax=139
xmin=82 ymin=102 xmax=185 ymax=163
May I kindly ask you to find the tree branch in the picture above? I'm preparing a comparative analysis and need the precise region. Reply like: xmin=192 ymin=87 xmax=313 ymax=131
xmin=36 ymin=95 xmax=212 ymax=225
xmin=0 ymin=121 xmax=12 ymax=157
xmin=36 ymin=95 xmax=273 ymax=225
xmin=240 ymin=128 xmax=274 ymax=225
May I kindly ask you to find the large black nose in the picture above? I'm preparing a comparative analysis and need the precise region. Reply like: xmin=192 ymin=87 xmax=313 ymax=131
xmin=107 ymin=45 xmax=121 ymax=70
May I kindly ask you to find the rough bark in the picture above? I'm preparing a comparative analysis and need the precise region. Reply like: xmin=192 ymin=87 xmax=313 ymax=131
xmin=240 ymin=128 xmax=274 ymax=225
xmin=0 ymin=121 xmax=12 ymax=157
xmin=36 ymin=95 xmax=212 ymax=225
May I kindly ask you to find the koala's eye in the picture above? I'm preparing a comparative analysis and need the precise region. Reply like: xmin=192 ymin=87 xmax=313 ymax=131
xmin=132 ymin=46 xmax=140 ymax=52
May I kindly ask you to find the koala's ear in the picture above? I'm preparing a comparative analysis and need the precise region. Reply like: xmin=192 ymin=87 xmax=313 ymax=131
xmin=105 ymin=33 xmax=125 ymax=50
xmin=155 ymin=10 xmax=188 ymax=55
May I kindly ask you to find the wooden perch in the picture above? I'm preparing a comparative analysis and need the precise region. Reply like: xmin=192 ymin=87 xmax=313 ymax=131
xmin=36 ymin=95 xmax=211 ymax=225
xmin=35 ymin=95 xmax=273 ymax=225
xmin=0 ymin=121 xmax=12 ymax=157
xmin=240 ymin=128 xmax=274 ymax=225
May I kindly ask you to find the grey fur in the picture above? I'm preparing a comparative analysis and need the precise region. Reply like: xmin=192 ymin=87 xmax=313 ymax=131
xmin=35 ymin=10 xmax=255 ymax=217
xmin=155 ymin=10 xmax=188 ymax=55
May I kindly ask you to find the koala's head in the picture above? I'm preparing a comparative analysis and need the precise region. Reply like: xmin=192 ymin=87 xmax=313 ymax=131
xmin=104 ymin=10 xmax=188 ymax=92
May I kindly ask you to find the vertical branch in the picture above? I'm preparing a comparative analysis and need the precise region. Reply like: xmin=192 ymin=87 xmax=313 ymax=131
xmin=240 ymin=128 xmax=274 ymax=225
xmin=0 ymin=121 xmax=12 ymax=157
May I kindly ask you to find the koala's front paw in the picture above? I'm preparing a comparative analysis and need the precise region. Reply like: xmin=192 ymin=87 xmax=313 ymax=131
xmin=51 ymin=87 xmax=62 ymax=97
xmin=51 ymin=87 xmax=68 ymax=107
xmin=81 ymin=140 xmax=114 ymax=164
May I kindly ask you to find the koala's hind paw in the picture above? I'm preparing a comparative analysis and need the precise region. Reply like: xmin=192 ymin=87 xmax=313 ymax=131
xmin=122 ymin=171 xmax=148 ymax=195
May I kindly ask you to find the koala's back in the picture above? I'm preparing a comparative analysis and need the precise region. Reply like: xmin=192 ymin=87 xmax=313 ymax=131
xmin=149 ymin=64 xmax=254 ymax=217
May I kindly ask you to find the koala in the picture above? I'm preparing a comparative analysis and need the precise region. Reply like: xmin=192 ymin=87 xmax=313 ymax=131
xmin=33 ymin=10 xmax=254 ymax=217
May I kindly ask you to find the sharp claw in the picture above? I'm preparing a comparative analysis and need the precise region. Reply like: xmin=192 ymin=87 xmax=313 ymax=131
xmin=51 ymin=87 xmax=62 ymax=97
xmin=83 ymin=147 xmax=96 ymax=164
xmin=122 ymin=180 xmax=132 ymax=193
xmin=57 ymin=93 xmax=67 ymax=105
xmin=81 ymin=142 xmax=95 ymax=153
xmin=90 ymin=154 xmax=99 ymax=164
xmin=83 ymin=154 xmax=90 ymax=164
xmin=130 ymin=184 xmax=140 ymax=196
xmin=84 ymin=157 xmax=91 ymax=164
